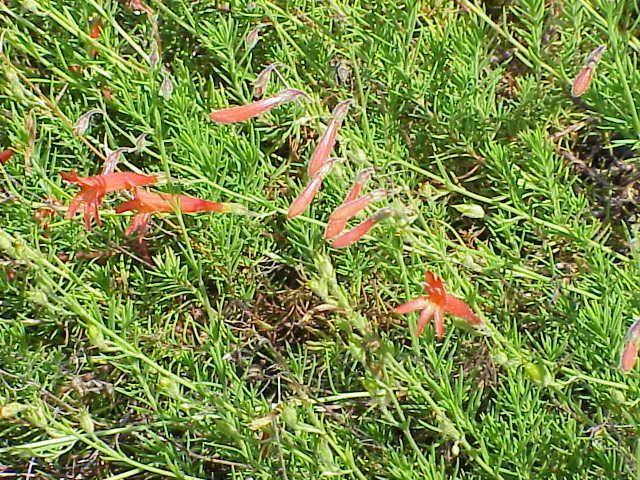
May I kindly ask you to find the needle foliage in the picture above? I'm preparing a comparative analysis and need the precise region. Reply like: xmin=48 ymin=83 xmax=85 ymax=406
xmin=1 ymin=0 xmax=639 ymax=478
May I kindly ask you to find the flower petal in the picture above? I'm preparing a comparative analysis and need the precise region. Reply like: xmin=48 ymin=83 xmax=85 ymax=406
xmin=394 ymin=296 xmax=430 ymax=315
xmin=620 ymin=340 xmax=638 ymax=373
xmin=571 ymin=66 xmax=594 ymax=97
xmin=416 ymin=304 xmax=436 ymax=337
xmin=442 ymin=294 xmax=482 ymax=325
xmin=0 ymin=149 xmax=15 ymax=164
xmin=423 ymin=271 xmax=447 ymax=305
xmin=433 ymin=308 xmax=445 ymax=339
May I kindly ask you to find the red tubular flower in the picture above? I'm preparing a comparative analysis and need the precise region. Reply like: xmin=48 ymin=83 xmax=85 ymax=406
xmin=61 ymin=170 xmax=159 ymax=230
xmin=571 ymin=66 xmax=594 ymax=98
xmin=344 ymin=168 xmax=374 ymax=202
xmin=324 ymin=168 xmax=374 ymax=239
xmin=287 ymin=159 xmax=335 ymax=219
xmin=394 ymin=271 xmax=482 ymax=339
xmin=208 ymin=88 xmax=306 ymax=124
xmin=115 ymin=188 xmax=248 ymax=239
xmin=307 ymin=99 xmax=352 ymax=177
xmin=325 ymin=189 xmax=388 ymax=239
xmin=571 ymin=45 xmax=605 ymax=97
xmin=0 ymin=149 xmax=15 ymax=164
xmin=330 ymin=207 xmax=392 ymax=248
xmin=620 ymin=318 xmax=640 ymax=373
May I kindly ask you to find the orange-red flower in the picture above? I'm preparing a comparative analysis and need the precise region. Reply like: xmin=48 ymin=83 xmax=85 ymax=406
xmin=61 ymin=170 xmax=159 ymax=230
xmin=115 ymin=188 xmax=248 ymax=239
xmin=571 ymin=45 xmax=605 ymax=97
xmin=307 ymin=99 xmax=352 ymax=177
xmin=326 ymin=189 xmax=388 ymax=240
xmin=330 ymin=207 xmax=392 ymax=248
xmin=324 ymin=167 xmax=374 ymax=239
xmin=0 ymin=149 xmax=15 ymax=164
xmin=287 ymin=159 xmax=336 ymax=219
xmin=620 ymin=318 xmax=640 ymax=373
xmin=209 ymin=89 xmax=306 ymax=124
xmin=394 ymin=271 xmax=481 ymax=339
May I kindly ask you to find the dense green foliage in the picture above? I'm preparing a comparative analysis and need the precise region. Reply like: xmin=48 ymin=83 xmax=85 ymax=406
xmin=1 ymin=0 xmax=639 ymax=478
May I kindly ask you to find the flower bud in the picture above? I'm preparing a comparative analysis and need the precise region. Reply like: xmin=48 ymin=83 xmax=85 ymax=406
xmin=452 ymin=203 xmax=485 ymax=219
xmin=73 ymin=109 xmax=103 ymax=136
xmin=611 ymin=389 xmax=626 ymax=405
xmin=134 ymin=133 xmax=148 ymax=151
xmin=0 ymin=402 xmax=27 ymax=419
xmin=158 ymin=375 xmax=181 ymax=398
xmin=451 ymin=441 xmax=460 ymax=457
xmin=281 ymin=404 xmax=298 ymax=430
xmin=86 ymin=323 xmax=107 ymax=349
xmin=28 ymin=289 xmax=48 ymax=307
xmin=160 ymin=69 xmax=173 ymax=100
xmin=253 ymin=64 xmax=275 ymax=98
xmin=79 ymin=409 xmax=95 ymax=434
xmin=524 ymin=362 xmax=549 ymax=385
xmin=316 ymin=438 xmax=335 ymax=469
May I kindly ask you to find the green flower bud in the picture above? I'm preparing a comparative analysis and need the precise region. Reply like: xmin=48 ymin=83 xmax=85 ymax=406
xmin=79 ymin=409 xmax=94 ymax=434
xmin=0 ymin=232 xmax=13 ymax=253
xmin=451 ymin=441 xmax=460 ymax=457
xmin=317 ymin=438 xmax=335 ymax=469
xmin=28 ymin=290 xmax=48 ymax=307
xmin=492 ymin=351 xmax=509 ymax=366
xmin=524 ymin=362 xmax=549 ymax=385
xmin=316 ymin=254 xmax=335 ymax=281
xmin=281 ymin=404 xmax=298 ymax=430
xmin=452 ymin=203 xmax=485 ymax=219
xmin=0 ymin=402 xmax=27 ymax=419
xmin=611 ymin=390 xmax=626 ymax=405
xmin=308 ymin=278 xmax=329 ymax=303
xmin=24 ymin=403 xmax=48 ymax=428
xmin=86 ymin=324 xmax=107 ymax=349
xmin=158 ymin=375 xmax=181 ymax=398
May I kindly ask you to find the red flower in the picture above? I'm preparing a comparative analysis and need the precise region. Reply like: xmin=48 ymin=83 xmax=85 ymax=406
xmin=0 ymin=149 xmax=15 ymax=164
xmin=620 ymin=318 xmax=640 ymax=373
xmin=571 ymin=45 xmax=605 ymax=97
xmin=330 ymin=207 xmax=392 ymax=248
xmin=324 ymin=167 xmax=374 ymax=239
xmin=61 ymin=170 xmax=159 ymax=230
xmin=307 ymin=99 xmax=352 ymax=177
xmin=394 ymin=271 xmax=481 ymax=339
xmin=287 ymin=159 xmax=335 ymax=219
xmin=115 ymin=188 xmax=248 ymax=240
xmin=325 ymin=189 xmax=388 ymax=240
xmin=209 ymin=89 xmax=306 ymax=124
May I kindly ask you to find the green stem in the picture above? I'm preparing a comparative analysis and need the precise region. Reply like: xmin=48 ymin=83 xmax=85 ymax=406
xmin=461 ymin=1 xmax=559 ymax=78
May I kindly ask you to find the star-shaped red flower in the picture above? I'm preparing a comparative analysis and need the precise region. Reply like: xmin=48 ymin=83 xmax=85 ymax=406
xmin=394 ymin=271 xmax=482 ymax=338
